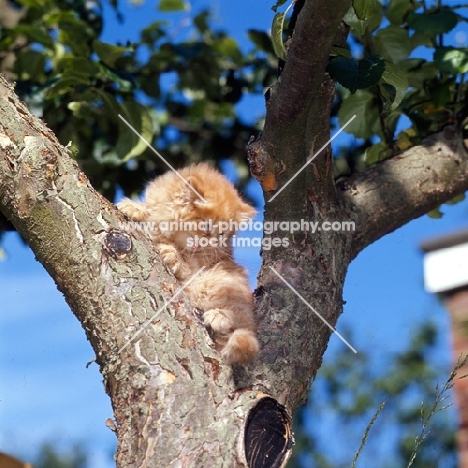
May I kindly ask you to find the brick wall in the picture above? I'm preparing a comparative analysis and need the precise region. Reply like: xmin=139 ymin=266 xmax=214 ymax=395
xmin=445 ymin=289 xmax=468 ymax=468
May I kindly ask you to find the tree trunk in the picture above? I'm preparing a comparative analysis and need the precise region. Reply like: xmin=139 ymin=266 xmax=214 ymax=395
xmin=2 ymin=4 xmax=468 ymax=462
xmin=0 ymin=75 xmax=295 ymax=467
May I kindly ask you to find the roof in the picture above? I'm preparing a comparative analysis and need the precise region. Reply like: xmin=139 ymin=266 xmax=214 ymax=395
xmin=420 ymin=229 xmax=468 ymax=253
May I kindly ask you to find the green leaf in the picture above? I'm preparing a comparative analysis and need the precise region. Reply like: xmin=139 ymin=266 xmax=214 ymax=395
xmin=343 ymin=5 xmax=382 ymax=36
xmin=98 ymin=64 xmax=137 ymax=92
xmin=434 ymin=47 xmax=468 ymax=74
xmin=445 ymin=193 xmax=466 ymax=205
xmin=14 ymin=50 xmax=46 ymax=81
xmin=327 ymin=56 xmax=385 ymax=93
xmin=402 ymin=59 xmax=439 ymax=88
xmin=407 ymin=11 xmax=458 ymax=36
xmin=379 ymin=61 xmax=408 ymax=111
xmin=15 ymin=0 xmax=50 ymax=6
xmin=353 ymin=0 xmax=380 ymax=20
xmin=45 ymin=72 xmax=91 ymax=99
xmin=327 ymin=57 xmax=359 ymax=92
xmin=141 ymin=21 xmax=167 ymax=45
xmin=427 ymin=207 xmax=443 ymax=219
xmin=213 ymin=36 xmax=242 ymax=62
xmin=358 ymin=55 xmax=385 ymax=89
xmin=330 ymin=46 xmax=352 ymax=58
xmin=409 ymin=31 xmax=434 ymax=51
xmin=248 ymin=30 xmax=275 ymax=55
xmin=378 ymin=83 xmax=395 ymax=107
xmin=208 ymin=101 xmax=235 ymax=120
xmin=55 ymin=12 xmax=93 ymax=56
xmin=57 ymin=57 xmax=98 ymax=75
xmin=364 ymin=142 xmax=392 ymax=165
xmin=386 ymin=0 xmax=415 ymax=24
xmin=270 ymin=2 xmax=294 ymax=61
xmin=172 ymin=42 xmax=204 ymax=59
xmin=194 ymin=11 xmax=210 ymax=34
xmin=100 ymin=92 xmax=154 ymax=162
xmin=139 ymin=75 xmax=161 ymax=99
xmin=343 ymin=6 xmax=369 ymax=36
xmin=271 ymin=11 xmax=288 ymax=61
xmin=374 ymin=25 xmax=412 ymax=64
xmin=12 ymin=25 xmax=54 ymax=49
xmin=158 ymin=0 xmax=187 ymax=12
xmin=189 ymin=100 xmax=206 ymax=121
xmin=338 ymin=90 xmax=381 ymax=139
xmin=271 ymin=0 xmax=288 ymax=12
xmin=67 ymin=101 xmax=93 ymax=118
xmin=426 ymin=77 xmax=456 ymax=107
xmin=93 ymin=40 xmax=131 ymax=67
xmin=116 ymin=101 xmax=154 ymax=162
xmin=395 ymin=128 xmax=418 ymax=151
xmin=67 ymin=102 xmax=82 ymax=113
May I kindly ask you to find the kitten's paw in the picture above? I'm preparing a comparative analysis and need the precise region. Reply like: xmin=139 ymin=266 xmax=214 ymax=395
xmin=204 ymin=309 xmax=234 ymax=335
xmin=117 ymin=199 xmax=149 ymax=221
xmin=158 ymin=243 xmax=180 ymax=268
xmin=222 ymin=329 xmax=259 ymax=365
xmin=158 ymin=244 xmax=191 ymax=279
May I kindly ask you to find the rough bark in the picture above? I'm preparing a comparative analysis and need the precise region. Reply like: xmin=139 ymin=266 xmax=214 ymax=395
xmin=0 ymin=76 xmax=293 ymax=467
xmin=251 ymin=0 xmax=351 ymax=219
xmin=1 ymin=0 xmax=468 ymax=465
xmin=342 ymin=126 xmax=468 ymax=258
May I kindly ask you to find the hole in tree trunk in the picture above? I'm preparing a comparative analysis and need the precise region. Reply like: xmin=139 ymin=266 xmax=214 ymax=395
xmin=244 ymin=397 xmax=293 ymax=468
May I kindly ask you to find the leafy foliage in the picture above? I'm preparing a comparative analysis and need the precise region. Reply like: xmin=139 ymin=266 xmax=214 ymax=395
xmin=0 ymin=0 xmax=277 ymax=201
xmin=257 ymin=0 xmax=468 ymax=208
xmin=332 ymin=0 xmax=468 ymax=171
xmin=1 ymin=0 xmax=467 ymax=205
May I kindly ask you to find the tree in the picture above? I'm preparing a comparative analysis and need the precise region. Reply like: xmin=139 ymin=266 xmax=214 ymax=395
xmin=1 ymin=0 xmax=467 ymax=466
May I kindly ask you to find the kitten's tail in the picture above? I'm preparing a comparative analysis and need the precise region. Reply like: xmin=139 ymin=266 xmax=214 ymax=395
xmin=222 ymin=329 xmax=260 ymax=365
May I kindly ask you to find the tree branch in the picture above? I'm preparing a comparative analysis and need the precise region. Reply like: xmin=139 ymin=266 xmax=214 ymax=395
xmin=0 ymin=75 xmax=296 ymax=466
xmin=249 ymin=0 xmax=351 ymax=221
xmin=340 ymin=126 xmax=468 ymax=258
xmin=245 ymin=1 xmax=355 ymax=413
xmin=265 ymin=0 xmax=350 ymax=138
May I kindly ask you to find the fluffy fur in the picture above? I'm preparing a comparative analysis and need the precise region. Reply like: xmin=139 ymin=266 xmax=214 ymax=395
xmin=117 ymin=163 xmax=259 ymax=364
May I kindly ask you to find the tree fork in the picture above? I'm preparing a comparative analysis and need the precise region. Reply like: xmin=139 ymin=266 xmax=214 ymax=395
xmin=0 ymin=75 xmax=296 ymax=467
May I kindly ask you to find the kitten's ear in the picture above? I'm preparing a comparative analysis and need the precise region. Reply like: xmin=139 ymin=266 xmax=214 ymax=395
xmin=239 ymin=202 xmax=256 ymax=221
xmin=184 ymin=175 xmax=216 ymax=208
xmin=182 ymin=175 xmax=205 ymax=204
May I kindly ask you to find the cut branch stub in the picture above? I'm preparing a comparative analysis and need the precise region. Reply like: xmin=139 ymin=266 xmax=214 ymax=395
xmin=247 ymin=136 xmax=278 ymax=192
xmin=244 ymin=397 xmax=293 ymax=468
xmin=104 ymin=229 xmax=132 ymax=260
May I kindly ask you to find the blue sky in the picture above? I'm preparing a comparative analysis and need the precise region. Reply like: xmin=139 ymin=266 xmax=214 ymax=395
xmin=1 ymin=0 xmax=468 ymax=466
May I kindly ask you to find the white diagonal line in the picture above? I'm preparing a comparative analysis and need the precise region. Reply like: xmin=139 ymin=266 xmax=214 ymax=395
xmin=268 ymin=115 xmax=357 ymax=202
xmin=269 ymin=266 xmax=357 ymax=353
xmin=117 ymin=114 xmax=207 ymax=203
xmin=117 ymin=266 xmax=206 ymax=355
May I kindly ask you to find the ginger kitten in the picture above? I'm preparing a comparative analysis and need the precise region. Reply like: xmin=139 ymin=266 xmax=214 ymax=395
xmin=117 ymin=163 xmax=259 ymax=364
